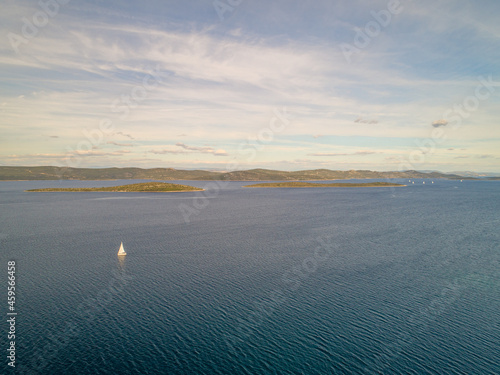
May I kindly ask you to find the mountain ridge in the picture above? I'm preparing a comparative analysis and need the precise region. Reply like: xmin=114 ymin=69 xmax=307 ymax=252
xmin=0 ymin=166 xmax=479 ymax=181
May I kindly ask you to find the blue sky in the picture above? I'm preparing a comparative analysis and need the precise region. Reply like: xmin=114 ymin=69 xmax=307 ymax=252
xmin=1 ymin=0 xmax=499 ymax=172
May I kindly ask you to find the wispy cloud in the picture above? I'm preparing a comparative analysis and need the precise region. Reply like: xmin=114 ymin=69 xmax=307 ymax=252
xmin=176 ymin=143 xmax=215 ymax=153
xmin=432 ymin=119 xmax=448 ymax=127
xmin=7 ymin=150 xmax=131 ymax=160
xmin=73 ymin=150 xmax=131 ymax=156
xmin=115 ymin=132 xmax=135 ymax=140
xmin=308 ymin=151 xmax=378 ymax=157
xmin=455 ymin=154 xmax=496 ymax=159
xmin=149 ymin=143 xmax=228 ymax=156
xmin=354 ymin=117 xmax=378 ymax=124
xmin=107 ymin=141 xmax=134 ymax=147
xmin=1 ymin=0 xmax=499 ymax=172
xmin=176 ymin=143 xmax=228 ymax=156
xmin=149 ymin=149 xmax=186 ymax=155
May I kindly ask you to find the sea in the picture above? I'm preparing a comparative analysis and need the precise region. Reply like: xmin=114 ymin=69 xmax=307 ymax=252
xmin=1 ymin=179 xmax=499 ymax=375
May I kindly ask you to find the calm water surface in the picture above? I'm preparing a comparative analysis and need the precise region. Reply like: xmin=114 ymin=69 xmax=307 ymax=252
xmin=1 ymin=179 xmax=499 ymax=374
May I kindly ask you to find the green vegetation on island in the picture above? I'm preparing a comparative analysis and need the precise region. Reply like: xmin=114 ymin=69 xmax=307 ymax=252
xmin=244 ymin=181 xmax=406 ymax=188
xmin=26 ymin=182 xmax=203 ymax=193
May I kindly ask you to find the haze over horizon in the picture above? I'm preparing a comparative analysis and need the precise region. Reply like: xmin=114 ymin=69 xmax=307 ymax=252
xmin=1 ymin=0 xmax=499 ymax=172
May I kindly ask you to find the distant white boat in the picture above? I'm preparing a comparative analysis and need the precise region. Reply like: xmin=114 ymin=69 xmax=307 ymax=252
xmin=117 ymin=242 xmax=127 ymax=256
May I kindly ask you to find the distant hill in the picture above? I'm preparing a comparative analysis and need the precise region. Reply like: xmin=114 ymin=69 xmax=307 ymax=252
xmin=220 ymin=168 xmax=470 ymax=181
xmin=451 ymin=171 xmax=500 ymax=178
xmin=0 ymin=166 xmax=219 ymax=181
xmin=0 ymin=166 xmax=474 ymax=181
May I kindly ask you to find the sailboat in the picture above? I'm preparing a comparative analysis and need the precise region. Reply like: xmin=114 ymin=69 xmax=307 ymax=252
xmin=117 ymin=242 xmax=127 ymax=256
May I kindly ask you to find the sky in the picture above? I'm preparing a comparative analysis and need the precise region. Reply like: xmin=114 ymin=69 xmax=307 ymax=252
xmin=1 ymin=0 xmax=499 ymax=172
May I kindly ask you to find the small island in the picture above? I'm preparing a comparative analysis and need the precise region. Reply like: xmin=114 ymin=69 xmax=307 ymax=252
xmin=244 ymin=181 xmax=406 ymax=188
xmin=26 ymin=182 xmax=204 ymax=193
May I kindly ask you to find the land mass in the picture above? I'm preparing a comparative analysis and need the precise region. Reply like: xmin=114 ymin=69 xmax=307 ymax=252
xmin=244 ymin=182 xmax=406 ymax=188
xmin=26 ymin=182 xmax=203 ymax=193
xmin=0 ymin=166 xmax=478 ymax=181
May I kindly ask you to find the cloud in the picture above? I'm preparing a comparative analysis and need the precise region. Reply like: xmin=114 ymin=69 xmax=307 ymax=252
xmin=354 ymin=117 xmax=378 ymax=124
xmin=1 ymin=2 xmax=499 ymax=171
xmin=49 ymin=135 xmax=59 ymax=138
xmin=228 ymin=28 xmax=243 ymax=37
xmin=175 ymin=142 xmax=214 ymax=153
xmin=150 ymin=143 xmax=227 ymax=156
xmin=7 ymin=153 xmax=68 ymax=160
xmin=7 ymin=150 xmax=131 ymax=160
xmin=73 ymin=150 xmax=131 ymax=156
xmin=308 ymin=151 xmax=377 ymax=157
xmin=213 ymin=149 xmax=228 ymax=156
xmin=149 ymin=149 xmax=186 ymax=155
xmin=176 ymin=142 xmax=228 ymax=156
xmin=107 ymin=141 xmax=134 ymax=147
xmin=454 ymin=154 xmax=495 ymax=160
xmin=115 ymin=132 xmax=135 ymax=140
xmin=384 ymin=156 xmax=403 ymax=162
xmin=432 ymin=119 xmax=448 ymax=127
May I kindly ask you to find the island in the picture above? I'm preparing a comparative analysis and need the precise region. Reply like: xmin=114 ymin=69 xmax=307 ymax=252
xmin=26 ymin=182 xmax=204 ymax=192
xmin=244 ymin=181 xmax=406 ymax=188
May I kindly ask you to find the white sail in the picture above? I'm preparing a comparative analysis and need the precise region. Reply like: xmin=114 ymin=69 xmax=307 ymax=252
xmin=117 ymin=242 xmax=127 ymax=256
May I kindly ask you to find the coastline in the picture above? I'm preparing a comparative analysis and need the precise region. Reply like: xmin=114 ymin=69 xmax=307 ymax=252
xmin=244 ymin=182 xmax=407 ymax=188
xmin=244 ymin=185 xmax=407 ymax=188
xmin=24 ymin=182 xmax=204 ymax=193
xmin=25 ymin=189 xmax=205 ymax=193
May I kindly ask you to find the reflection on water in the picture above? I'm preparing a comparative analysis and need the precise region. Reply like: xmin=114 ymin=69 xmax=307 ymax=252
xmin=117 ymin=253 xmax=126 ymax=271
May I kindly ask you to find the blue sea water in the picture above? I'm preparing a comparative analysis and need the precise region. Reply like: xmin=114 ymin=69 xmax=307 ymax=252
xmin=1 ymin=179 xmax=499 ymax=374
